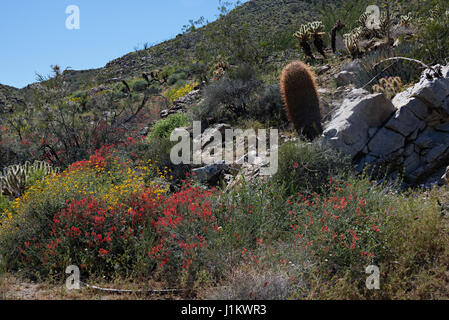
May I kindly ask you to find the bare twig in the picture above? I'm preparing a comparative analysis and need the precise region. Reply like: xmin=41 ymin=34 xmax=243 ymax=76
xmin=80 ymin=282 xmax=186 ymax=295
xmin=363 ymin=56 xmax=433 ymax=89
xmin=373 ymin=56 xmax=432 ymax=70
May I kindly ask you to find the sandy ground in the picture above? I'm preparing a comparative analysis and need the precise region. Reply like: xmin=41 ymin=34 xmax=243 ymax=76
xmin=0 ymin=274 xmax=181 ymax=300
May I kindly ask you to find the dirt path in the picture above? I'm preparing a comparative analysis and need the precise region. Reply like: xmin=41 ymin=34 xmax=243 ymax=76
xmin=0 ymin=275 xmax=180 ymax=300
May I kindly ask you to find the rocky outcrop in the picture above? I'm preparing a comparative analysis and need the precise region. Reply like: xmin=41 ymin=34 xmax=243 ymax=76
xmin=192 ymin=161 xmax=229 ymax=185
xmin=324 ymin=89 xmax=396 ymax=157
xmin=324 ymin=64 xmax=449 ymax=185
xmin=160 ymin=89 xmax=202 ymax=118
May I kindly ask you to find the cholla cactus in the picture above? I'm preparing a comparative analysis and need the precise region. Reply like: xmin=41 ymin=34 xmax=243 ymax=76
xmin=213 ymin=60 xmax=228 ymax=80
xmin=344 ymin=27 xmax=362 ymax=58
xmin=308 ymin=21 xmax=326 ymax=58
xmin=359 ymin=13 xmax=379 ymax=38
xmin=294 ymin=25 xmax=314 ymax=60
xmin=400 ymin=13 xmax=414 ymax=26
xmin=378 ymin=13 xmax=392 ymax=38
xmin=372 ymin=76 xmax=403 ymax=99
xmin=0 ymin=161 xmax=59 ymax=198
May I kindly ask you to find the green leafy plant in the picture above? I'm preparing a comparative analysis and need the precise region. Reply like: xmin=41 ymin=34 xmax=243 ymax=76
xmin=148 ymin=113 xmax=190 ymax=140
xmin=412 ymin=4 xmax=449 ymax=65
xmin=273 ymin=140 xmax=352 ymax=196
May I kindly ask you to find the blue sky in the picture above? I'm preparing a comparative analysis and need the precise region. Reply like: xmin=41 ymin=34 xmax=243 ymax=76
xmin=0 ymin=0 xmax=247 ymax=88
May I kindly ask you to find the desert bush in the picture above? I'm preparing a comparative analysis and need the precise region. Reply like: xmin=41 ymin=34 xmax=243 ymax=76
xmin=148 ymin=113 xmax=190 ymax=140
xmin=309 ymin=185 xmax=449 ymax=299
xmin=144 ymin=136 xmax=191 ymax=182
xmin=273 ymin=140 xmax=353 ymax=196
xmin=0 ymin=194 xmax=10 ymax=214
xmin=148 ymin=181 xmax=221 ymax=285
xmin=412 ymin=3 xmax=449 ymax=65
xmin=248 ymin=84 xmax=289 ymax=128
xmin=0 ymin=66 xmax=158 ymax=169
xmin=165 ymin=81 xmax=197 ymax=104
xmin=287 ymin=175 xmax=389 ymax=277
xmin=131 ymin=80 xmax=148 ymax=92
xmin=0 ymin=145 xmax=168 ymax=278
xmin=213 ymin=180 xmax=291 ymax=251
xmin=192 ymin=63 xmax=287 ymax=127
xmin=167 ymin=70 xmax=188 ymax=86
xmin=192 ymin=71 xmax=262 ymax=124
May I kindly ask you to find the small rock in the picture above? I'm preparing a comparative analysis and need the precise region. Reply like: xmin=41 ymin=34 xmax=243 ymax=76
xmin=334 ymin=71 xmax=355 ymax=87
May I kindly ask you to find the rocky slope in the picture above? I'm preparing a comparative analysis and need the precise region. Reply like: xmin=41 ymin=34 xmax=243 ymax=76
xmin=324 ymin=64 xmax=449 ymax=186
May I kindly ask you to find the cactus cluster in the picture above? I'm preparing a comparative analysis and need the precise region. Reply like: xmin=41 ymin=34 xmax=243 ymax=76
xmin=343 ymin=27 xmax=363 ymax=58
xmin=378 ymin=13 xmax=391 ymax=38
xmin=344 ymin=11 xmax=392 ymax=58
xmin=399 ymin=13 xmax=414 ymax=26
xmin=358 ymin=13 xmax=379 ymax=38
xmin=294 ymin=25 xmax=314 ymax=60
xmin=213 ymin=60 xmax=228 ymax=80
xmin=0 ymin=161 xmax=60 ymax=198
xmin=294 ymin=21 xmax=326 ymax=60
xmin=372 ymin=76 xmax=403 ymax=99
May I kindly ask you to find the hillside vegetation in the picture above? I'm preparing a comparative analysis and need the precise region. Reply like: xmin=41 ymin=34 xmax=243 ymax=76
xmin=1 ymin=0 xmax=449 ymax=300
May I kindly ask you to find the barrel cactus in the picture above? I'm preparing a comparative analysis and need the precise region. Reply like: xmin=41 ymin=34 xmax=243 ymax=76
xmin=280 ymin=61 xmax=322 ymax=140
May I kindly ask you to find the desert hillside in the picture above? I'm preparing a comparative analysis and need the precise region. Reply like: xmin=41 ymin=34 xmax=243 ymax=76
xmin=2 ymin=0 xmax=449 ymax=300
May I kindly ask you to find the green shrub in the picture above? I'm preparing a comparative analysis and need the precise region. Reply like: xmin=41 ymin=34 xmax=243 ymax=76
xmin=145 ymin=135 xmax=190 ymax=181
xmin=168 ymin=71 xmax=188 ymax=86
xmin=311 ymin=185 xmax=449 ymax=299
xmin=248 ymin=84 xmax=289 ymax=128
xmin=413 ymin=4 xmax=449 ymax=65
xmin=132 ymin=80 xmax=148 ymax=92
xmin=0 ymin=194 xmax=10 ymax=213
xmin=192 ymin=74 xmax=262 ymax=124
xmin=287 ymin=175 xmax=390 ymax=276
xmin=212 ymin=180 xmax=291 ymax=252
xmin=273 ymin=140 xmax=352 ymax=196
xmin=148 ymin=113 xmax=190 ymax=140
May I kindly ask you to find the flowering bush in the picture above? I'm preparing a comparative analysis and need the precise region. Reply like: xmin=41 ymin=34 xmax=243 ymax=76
xmin=287 ymin=176 xmax=388 ymax=274
xmin=149 ymin=181 xmax=220 ymax=284
xmin=18 ymin=188 xmax=163 ymax=277
xmin=0 ymin=144 xmax=168 ymax=277
xmin=165 ymin=82 xmax=198 ymax=104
